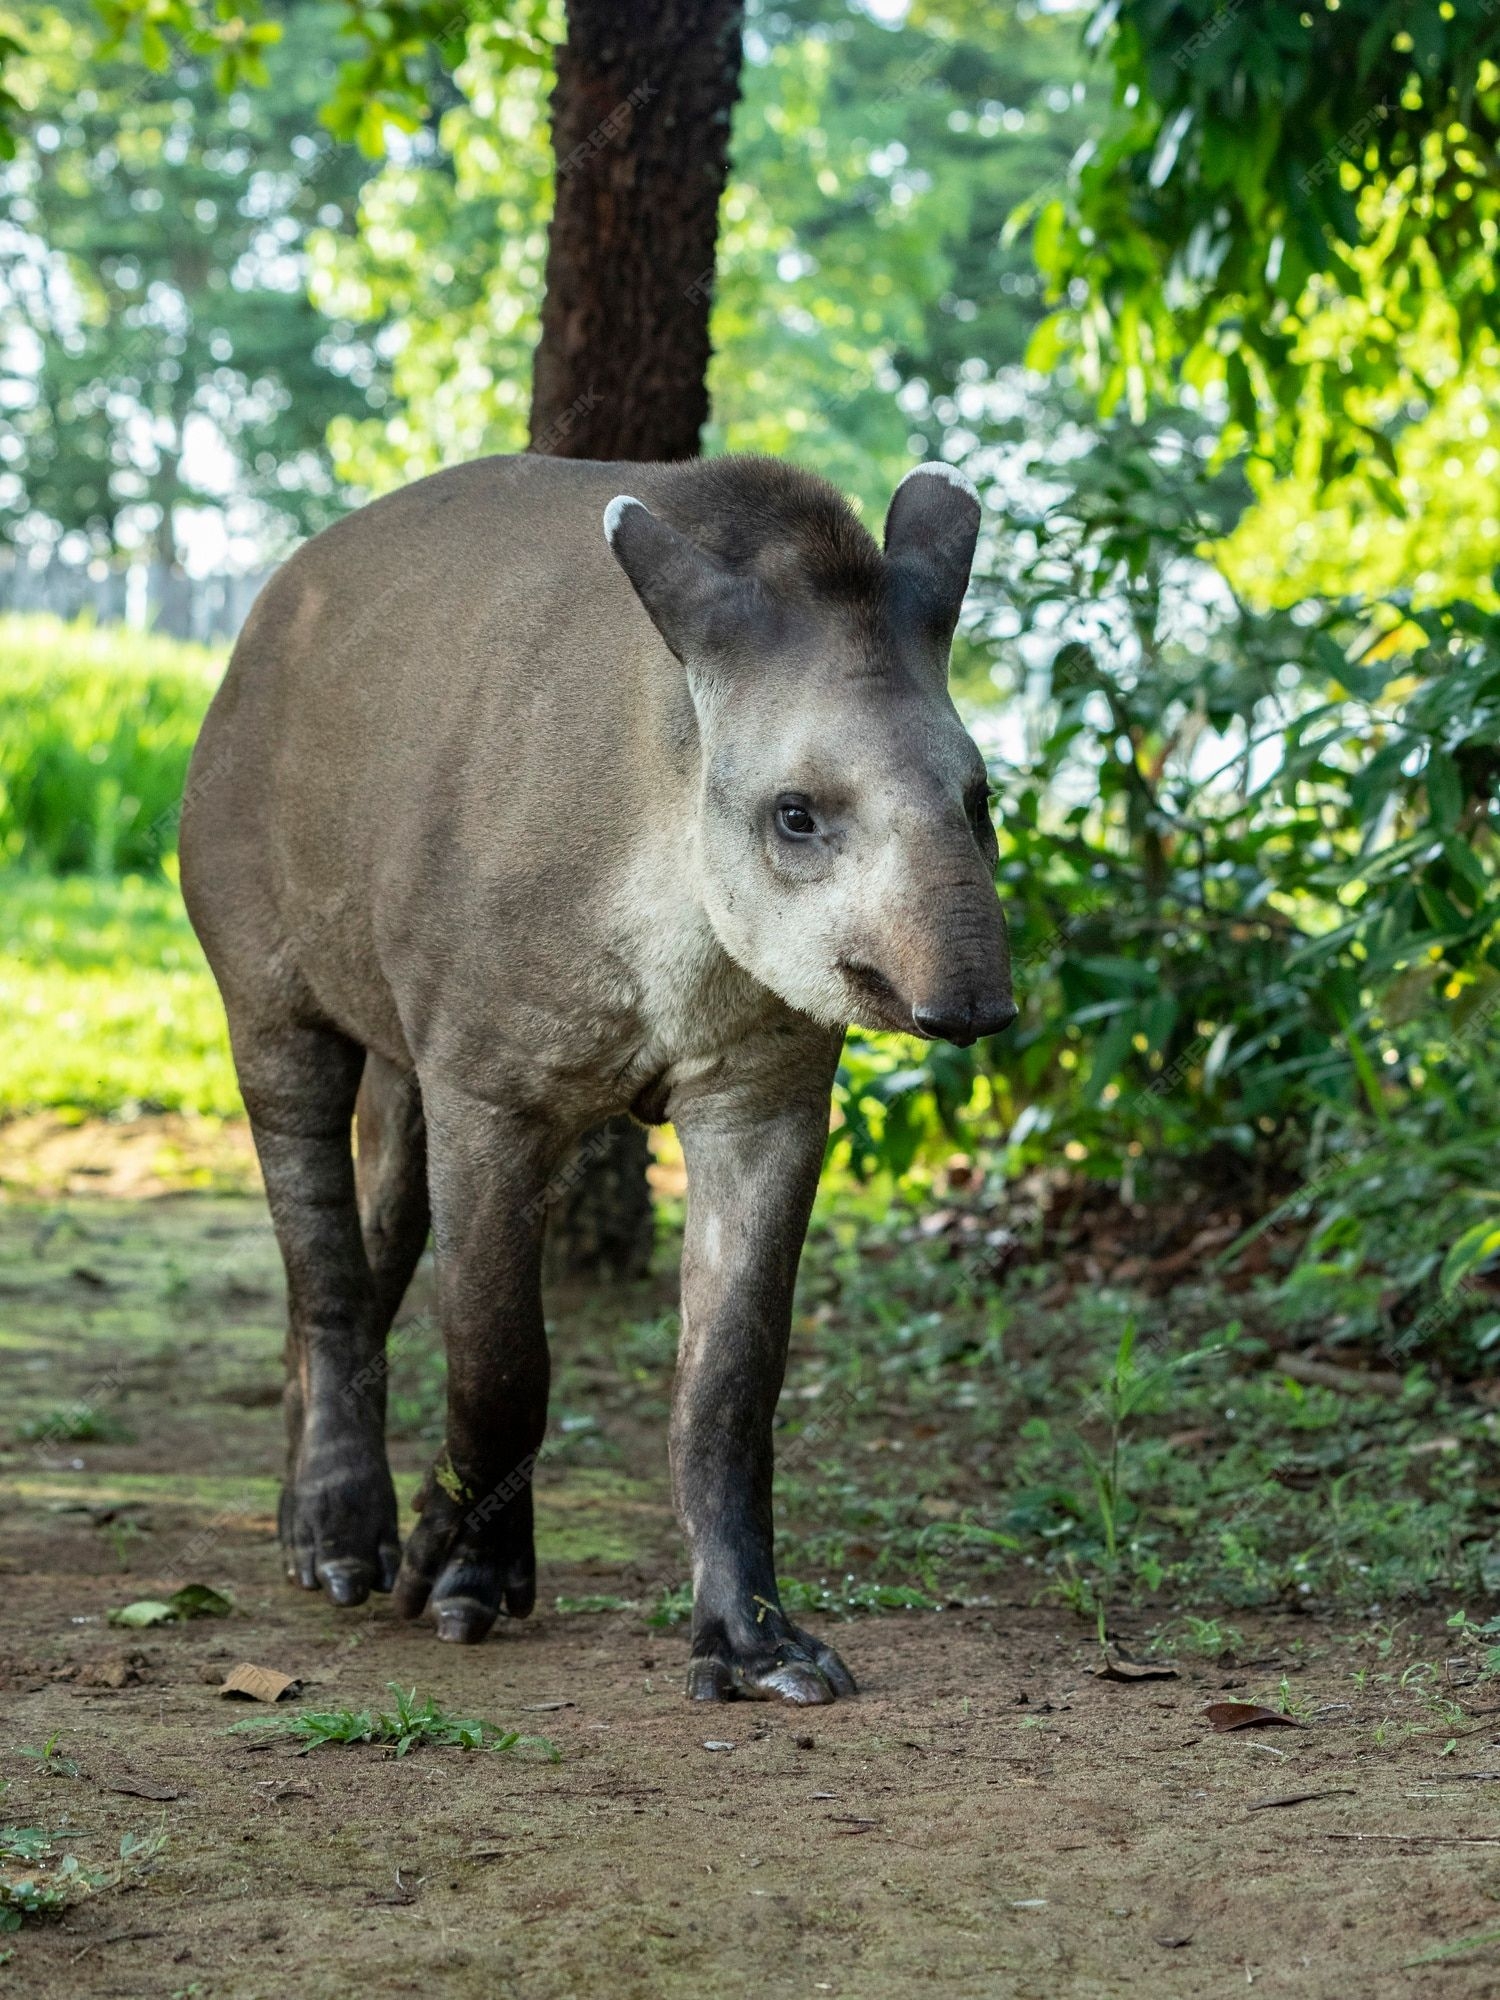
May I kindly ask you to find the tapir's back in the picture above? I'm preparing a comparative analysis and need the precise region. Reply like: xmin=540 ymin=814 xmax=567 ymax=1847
xmin=180 ymin=453 xmax=684 ymax=1067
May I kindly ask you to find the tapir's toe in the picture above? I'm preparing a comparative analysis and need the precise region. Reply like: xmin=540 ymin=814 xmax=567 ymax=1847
xmin=797 ymin=1628 xmax=858 ymax=1699
xmin=279 ymin=1464 xmax=401 ymax=1608
xmin=687 ymin=1627 xmax=858 ymax=1706
xmin=756 ymin=1657 xmax=840 ymax=1706
xmin=317 ymin=1557 xmax=374 ymax=1607
xmin=432 ymin=1594 xmax=500 ymax=1645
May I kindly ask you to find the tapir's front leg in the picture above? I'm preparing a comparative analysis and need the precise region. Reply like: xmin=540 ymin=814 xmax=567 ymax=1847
xmin=671 ymin=1037 xmax=856 ymax=1704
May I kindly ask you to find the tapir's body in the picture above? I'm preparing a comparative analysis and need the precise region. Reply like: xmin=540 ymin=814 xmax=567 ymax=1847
xmin=181 ymin=450 xmax=1012 ymax=1703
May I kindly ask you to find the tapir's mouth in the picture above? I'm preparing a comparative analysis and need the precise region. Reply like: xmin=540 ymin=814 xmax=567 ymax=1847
xmin=836 ymin=956 xmax=911 ymax=1030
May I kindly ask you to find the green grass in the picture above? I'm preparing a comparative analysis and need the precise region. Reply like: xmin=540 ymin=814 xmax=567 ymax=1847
xmin=0 ymin=614 xmax=220 ymax=876
xmin=16 ymin=1403 xmax=134 ymax=1444
xmin=0 ymin=869 xmax=237 ymax=1117
xmin=742 ymin=1195 xmax=1500 ymax=1636
xmin=0 ymin=1814 xmax=166 ymax=1931
xmin=229 ymin=1683 xmax=561 ymax=1761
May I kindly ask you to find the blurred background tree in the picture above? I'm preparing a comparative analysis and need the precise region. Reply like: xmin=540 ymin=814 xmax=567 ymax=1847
xmin=2 ymin=0 xmax=381 ymax=566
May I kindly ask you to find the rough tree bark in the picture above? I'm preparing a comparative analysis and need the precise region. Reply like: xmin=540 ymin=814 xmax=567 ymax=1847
xmin=529 ymin=0 xmax=745 ymax=1279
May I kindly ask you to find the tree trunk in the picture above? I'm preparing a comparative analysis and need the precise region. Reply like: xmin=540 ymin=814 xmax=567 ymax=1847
xmin=531 ymin=0 xmax=744 ymax=1281
xmin=529 ymin=0 xmax=743 ymax=460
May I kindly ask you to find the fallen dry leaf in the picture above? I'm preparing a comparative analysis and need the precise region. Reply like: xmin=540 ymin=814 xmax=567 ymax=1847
xmin=1094 ymin=1653 xmax=1179 ymax=1682
xmin=102 ymin=1771 xmax=180 ymax=1800
xmin=1204 ymin=1701 xmax=1307 ymax=1732
xmin=219 ymin=1663 xmax=302 ymax=1704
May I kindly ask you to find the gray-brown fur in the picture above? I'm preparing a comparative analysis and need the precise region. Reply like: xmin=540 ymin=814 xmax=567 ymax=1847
xmin=180 ymin=451 xmax=1012 ymax=1702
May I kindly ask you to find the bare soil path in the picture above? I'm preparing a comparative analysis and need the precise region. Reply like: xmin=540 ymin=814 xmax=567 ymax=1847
xmin=2 ymin=1193 xmax=1497 ymax=1998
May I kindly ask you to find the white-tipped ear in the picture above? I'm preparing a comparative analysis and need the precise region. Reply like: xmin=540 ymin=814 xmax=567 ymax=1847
xmin=896 ymin=461 xmax=980 ymax=506
xmin=883 ymin=460 xmax=982 ymax=644
xmin=603 ymin=493 xmax=762 ymax=670
xmin=603 ymin=494 xmax=645 ymax=546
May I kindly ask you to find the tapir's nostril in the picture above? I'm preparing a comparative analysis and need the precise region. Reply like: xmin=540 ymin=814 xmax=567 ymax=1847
xmin=913 ymin=1002 xmax=972 ymax=1044
xmin=912 ymin=998 xmax=1018 ymax=1046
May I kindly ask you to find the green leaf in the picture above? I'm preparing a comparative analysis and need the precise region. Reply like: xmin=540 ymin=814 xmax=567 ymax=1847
xmin=107 ymin=1600 xmax=177 ymax=1629
xmin=1441 ymin=1221 xmax=1500 ymax=1297
xmin=1426 ymin=752 xmax=1463 ymax=833
xmin=107 ymin=1583 xmax=232 ymax=1628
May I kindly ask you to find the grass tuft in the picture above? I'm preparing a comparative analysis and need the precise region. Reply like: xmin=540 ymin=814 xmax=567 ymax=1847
xmin=229 ymin=1683 xmax=561 ymax=1761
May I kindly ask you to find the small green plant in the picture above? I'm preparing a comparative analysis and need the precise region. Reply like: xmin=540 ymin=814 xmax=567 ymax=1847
xmin=230 ymin=1683 xmax=560 ymax=1761
xmin=648 ymin=1584 xmax=694 ymax=1629
xmin=781 ymin=1577 xmax=938 ymax=1619
xmin=0 ymin=1821 xmax=164 ymax=1931
xmin=0 ymin=1852 xmax=86 ymax=1928
xmin=18 ymin=1405 xmax=132 ymax=1445
xmin=104 ymin=1518 xmax=145 ymax=1571
xmin=0 ymin=1829 xmax=54 ymax=1865
xmin=1447 ymin=1609 xmax=1500 ymax=1677
xmin=648 ymin=1576 xmax=937 ymax=1630
xmin=1274 ymin=1676 xmax=1313 ymax=1721
xmin=1072 ymin=1324 xmax=1224 ymax=1644
xmin=17 ymin=1735 xmax=78 ymax=1779
xmin=1171 ymin=1615 xmax=1245 ymax=1660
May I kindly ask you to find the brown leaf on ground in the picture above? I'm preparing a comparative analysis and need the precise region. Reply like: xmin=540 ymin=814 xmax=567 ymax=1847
xmin=1094 ymin=1653 xmax=1179 ymax=1682
xmin=102 ymin=1771 xmax=180 ymax=1800
xmin=1204 ymin=1701 xmax=1307 ymax=1732
xmin=219 ymin=1663 xmax=302 ymax=1704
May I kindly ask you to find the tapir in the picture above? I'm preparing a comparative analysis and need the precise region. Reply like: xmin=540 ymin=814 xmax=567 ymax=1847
xmin=179 ymin=452 xmax=1014 ymax=1704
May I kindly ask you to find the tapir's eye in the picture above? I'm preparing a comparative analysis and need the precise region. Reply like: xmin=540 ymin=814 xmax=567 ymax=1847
xmin=775 ymin=796 xmax=818 ymax=840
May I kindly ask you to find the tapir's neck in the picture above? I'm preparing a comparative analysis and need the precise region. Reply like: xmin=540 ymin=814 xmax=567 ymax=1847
xmin=606 ymin=824 xmax=781 ymax=1078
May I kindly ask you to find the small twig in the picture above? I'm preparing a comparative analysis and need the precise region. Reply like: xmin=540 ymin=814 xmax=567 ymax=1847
xmin=1319 ymin=1832 xmax=1500 ymax=1845
xmin=69 ymin=1929 xmax=164 ymax=1963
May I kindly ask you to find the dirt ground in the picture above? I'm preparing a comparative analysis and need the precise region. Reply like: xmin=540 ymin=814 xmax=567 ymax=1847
xmin=4 ymin=1185 xmax=1500 ymax=1998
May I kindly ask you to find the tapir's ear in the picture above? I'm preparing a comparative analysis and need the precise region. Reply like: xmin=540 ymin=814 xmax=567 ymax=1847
xmin=603 ymin=495 xmax=752 ymax=670
xmin=882 ymin=463 xmax=981 ymax=647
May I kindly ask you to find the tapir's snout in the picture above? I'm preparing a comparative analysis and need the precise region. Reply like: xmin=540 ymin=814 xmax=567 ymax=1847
xmin=904 ymin=886 xmax=1016 ymax=1046
xmin=912 ymin=993 xmax=1018 ymax=1047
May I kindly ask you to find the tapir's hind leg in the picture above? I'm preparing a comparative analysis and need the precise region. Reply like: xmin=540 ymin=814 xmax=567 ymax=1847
xmin=393 ymin=1074 xmax=555 ymax=1644
xmin=353 ymin=1051 xmax=430 ymax=1334
xmin=230 ymin=1016 xmax=401 ymax=1607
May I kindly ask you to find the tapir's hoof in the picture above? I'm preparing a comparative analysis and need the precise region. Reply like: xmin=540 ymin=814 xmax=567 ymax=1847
xmin=431 ymin=1595 xmax=500 ymax=1645
xmin=390 ymin=1462 xmax=536 ymax=1639
xmin=279 ymin=1473 xmax=401 ymax=1607
xmin=687 ymin=1626 xmax=858 ymax=1706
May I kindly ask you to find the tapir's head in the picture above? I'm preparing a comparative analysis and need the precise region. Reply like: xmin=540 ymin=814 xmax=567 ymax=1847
xmin=603 ymin=459 xmax=1014 ymax=1046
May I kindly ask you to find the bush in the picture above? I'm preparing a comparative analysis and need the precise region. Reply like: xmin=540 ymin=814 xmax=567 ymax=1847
xmin=0 ymin=615 xmax=220 ymax=874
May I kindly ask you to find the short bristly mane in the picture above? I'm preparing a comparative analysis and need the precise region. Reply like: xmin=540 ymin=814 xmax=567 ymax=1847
xmin=652 ymin=455 xmax=886 ymax=607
